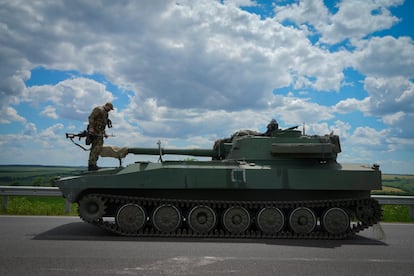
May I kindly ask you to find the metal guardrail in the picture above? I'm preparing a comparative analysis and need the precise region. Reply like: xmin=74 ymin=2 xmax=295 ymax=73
xmin=373 ymin=195 xmax=414 ymax=219
xmin=372 ymin=194 xmax=414 ymax=205
xmin=0 ymin=186 xmax=62 ymax=196
xmin=0 ymin=186 xmax=413 ymax=218
xmin=0 ymin=186 xmax=71 ymax=214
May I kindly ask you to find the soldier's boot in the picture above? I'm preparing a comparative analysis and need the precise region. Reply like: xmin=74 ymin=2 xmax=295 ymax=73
xmin=88 ymin=164 xmax=99 ymax=171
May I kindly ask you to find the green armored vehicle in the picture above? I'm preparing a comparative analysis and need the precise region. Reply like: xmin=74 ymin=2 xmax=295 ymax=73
xmin=56 ymin=122 xmax=382 ymax=239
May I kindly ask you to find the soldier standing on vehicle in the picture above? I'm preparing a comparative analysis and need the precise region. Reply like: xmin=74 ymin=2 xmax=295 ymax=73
xmin=87 ymin=102 xmax=114 ymax=171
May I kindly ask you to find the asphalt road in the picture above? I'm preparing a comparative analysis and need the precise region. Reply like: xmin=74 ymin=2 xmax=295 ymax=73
xmin=0 ymin=216 xmax=413 ymax=276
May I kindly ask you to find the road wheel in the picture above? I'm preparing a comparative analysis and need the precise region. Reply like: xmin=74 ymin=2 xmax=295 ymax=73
xmin=188 ymin=205 xmax=217 ymax=234
xmin=257 ymin=207 xmax=285 ymax=234
xmin=152 ymin=204 xmax=181 ymax=233
xmin=322 ymin=207 xmax=349 ymax=235
xmin=222 ymin=206 xmax=251 ymax=234
xmin=78 ymin=194 xmax=106 ymax=222
xmin=289 ymin=207 xmax=316 ymax=235
xmin=116 ymin=203 xmax=146 ymax=233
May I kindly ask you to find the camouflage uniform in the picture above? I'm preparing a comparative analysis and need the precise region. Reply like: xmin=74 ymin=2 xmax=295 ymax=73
xmin=88 ymin=103 xmax=112 ymax=170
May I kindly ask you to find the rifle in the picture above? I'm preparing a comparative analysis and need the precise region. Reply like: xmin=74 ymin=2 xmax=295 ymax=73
xmin=65 ymin=131 xmax=115 ymax=151
xmin=65 ymin=131 xmax=91 ymax=151
xmin=66 ymin=130 xmax=89 ymax=140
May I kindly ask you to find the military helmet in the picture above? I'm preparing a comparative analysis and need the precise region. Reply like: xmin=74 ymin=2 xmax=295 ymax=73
xmin=105 ymin=102 xmax=114 ymax=110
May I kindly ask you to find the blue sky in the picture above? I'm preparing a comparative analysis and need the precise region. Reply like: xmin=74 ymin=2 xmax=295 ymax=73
xmin=0 ymin=0 xmax=413 ymax=174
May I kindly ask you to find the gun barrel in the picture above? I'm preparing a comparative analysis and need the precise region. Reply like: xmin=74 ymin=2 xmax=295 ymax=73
xmin=127 ymin=147 xmax=217 ymax=157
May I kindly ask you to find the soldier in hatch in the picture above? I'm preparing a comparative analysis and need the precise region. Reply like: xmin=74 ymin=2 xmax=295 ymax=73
xmin=263 ymin=119 xmax=279 ymax=136
xmin=87 ymin=102 xmax=114 ymax=171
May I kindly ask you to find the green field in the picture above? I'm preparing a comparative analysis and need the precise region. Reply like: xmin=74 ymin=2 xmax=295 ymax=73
xmin=376 ymin=174 xmax=414 ymax=195
xmin=0 ymin=165 xmax=86 ymax=186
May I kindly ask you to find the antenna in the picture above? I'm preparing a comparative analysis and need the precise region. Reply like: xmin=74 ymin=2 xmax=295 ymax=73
xmin=157 ymin=140 xmax=163 ymax=162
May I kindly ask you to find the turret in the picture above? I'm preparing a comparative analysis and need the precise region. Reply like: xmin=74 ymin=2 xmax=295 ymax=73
xmin=100 ymin=126 xmax=342 ymax=166
xmin=212 ymin=126 xmax=341 ymax=162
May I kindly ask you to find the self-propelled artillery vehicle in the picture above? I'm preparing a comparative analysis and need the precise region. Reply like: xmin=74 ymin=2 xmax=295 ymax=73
xmin=56 ymin=124 xmax=382 ymax=239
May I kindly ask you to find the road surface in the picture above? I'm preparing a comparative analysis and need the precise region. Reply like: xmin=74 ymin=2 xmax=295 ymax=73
xmin=0 ymin=216 xmax=413 ymax=275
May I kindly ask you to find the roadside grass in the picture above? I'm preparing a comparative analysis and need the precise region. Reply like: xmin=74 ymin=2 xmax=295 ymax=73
xmin=0 ymin=196 xmax=78 ymax=216
xmin=381 ymin=205 xmax=414 ymax=223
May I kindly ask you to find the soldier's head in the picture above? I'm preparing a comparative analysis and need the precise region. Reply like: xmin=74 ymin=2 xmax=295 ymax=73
xmin=267 ymin=119 xmax=278 ymax=131
xmin=104 ymin=102 xmax=114 ymax=112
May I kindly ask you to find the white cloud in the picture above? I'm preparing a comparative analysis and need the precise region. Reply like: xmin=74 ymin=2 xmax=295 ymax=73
xmin=275 ymin=0 xmax=403 ymax=45
xmin=23 ymin=122 xmax=37 ymax=136
xmin=270 ymin=94 xmax=334 ymax=124
xmin=40 ymin=123 xmax=64 ymax=138
xmin=41 ymin=105 xmax=58 ymax=119
xmin=275 ymin=0 xmax=330 ymax=32
xmin=305 ymin=120 xmax=352 ymax=139
xmin=353 ymin=36 xmax=414 ymax=78
xmin=320 ymin=0 xmax=402 ymax=44
xmin=0 ymin=0 xmax=412 ymax=173
xmin=382 ymin=111 xmax=405 ymax=125
xmin=0 ymin=0 xmax=353 ymax=115
xmin=363 ymin=76 xmax=414 ymax=115
xmin=349 ymin=126 xmax=386 ymax=146
xmin=25 ymin=78 xmax=115 ymax=121
xmin=386 ymin=136 xmax=414 ymax=153
xmin=338 ymin=126 xmax=390 ymax=165
xmin=223 ymin=0 xmax=258 ymax=7
xmin=334 ymin=97 xmax=369 ymax=114
xmin=1 ymin=106 xmax=27 ymax=123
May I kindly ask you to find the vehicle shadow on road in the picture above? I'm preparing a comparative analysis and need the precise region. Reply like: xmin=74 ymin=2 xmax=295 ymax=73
xmin=33 ymin=222 xmax=387 ymax=248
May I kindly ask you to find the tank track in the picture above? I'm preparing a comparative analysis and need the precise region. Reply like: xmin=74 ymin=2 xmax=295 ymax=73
xmin=80 ymin=193 xmax=381 ymax=240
